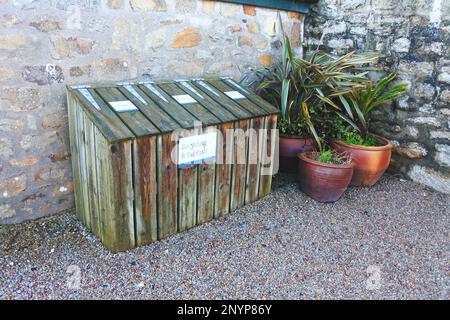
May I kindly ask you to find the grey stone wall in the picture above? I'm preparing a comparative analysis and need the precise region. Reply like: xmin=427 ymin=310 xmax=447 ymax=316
xmin=305 ymin=0 xmax=450 ymax=193
xmin=0 ymin=0 xmax=304 ymax=223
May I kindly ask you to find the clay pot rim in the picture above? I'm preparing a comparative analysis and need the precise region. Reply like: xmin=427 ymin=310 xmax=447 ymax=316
xmin=280 ymin=134 xmax=314 ymax=140
xmin=333 ymin=134 xmax=393 ymax=151
xmin=297 ymin=152 xmax=355 ymax=169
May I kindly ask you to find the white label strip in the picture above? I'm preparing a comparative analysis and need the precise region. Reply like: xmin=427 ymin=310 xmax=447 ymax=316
xmin=179 ymin=81 xmax=204 ymax=98
xmin=123 ymin=84 xmax=147 ymax=105
xmin=173 ymin=94 xmax=197 ymax=105
xmin=196 ymin=80 xmax=220 ymax=97
xmin=109 ymin=100 xmax=138 ymax=112
xmin=143 ymin=83 xmax=168 ymax=102
xmin=178 ymin=132 xmax=217 ymax=167
xmin=224 ymin=90 xmax=246 ymax=100
xmin=225 ymin=78 xmax=250 ymax=94
xmin=78 ymin=88 xmax=101 ymax=110
xmin=71 ymin=84 xmax=91 ymax=89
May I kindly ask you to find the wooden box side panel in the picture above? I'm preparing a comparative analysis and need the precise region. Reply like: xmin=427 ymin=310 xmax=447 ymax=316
xmin=245 ymin=116 xmax=264 ymax=204
xmin=157 ymin=133 xmax=178 ymax=239
xmin=230 ymin=119 xmax=250 ymax=212
xmin=214 ymin=123 xmax=233 ymax=218
xmin=259 ymin=114 xmax=278 ymax=198
xmin=197 ymin=125 xmax=217 ymax=224
xmin=95 ymin=131 xmax=135 ymax=252
xmin=134 ymin=136 xmax=158 ymax=246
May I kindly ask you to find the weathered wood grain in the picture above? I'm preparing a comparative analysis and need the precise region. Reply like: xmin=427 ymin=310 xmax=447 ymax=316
xmin=68 ymin=87 xmax=134 ymax=143
xmin=83 ymin=112 xmax=102 ymax=238
xmin=177 ymin=129 xmax=198 ymax=232
xmin=230 ymin=119 xmax=249 ymax=212
xmin=207 ymin=79 xmax=267 ymax=116
xmin=95 ymin=87 xmax=160 ymax=137
xmin=157 ymin=133 xmax=178 ymax=239
xmin=197 ymin=126 xmax=216 ymax=224
xmin=117 ymin=84 xmax=179 ymax=133
xmin=259 ymin=114 xmax=278 ymax=198
xmin=178 ymin=81 xmax=238 ymax=123
xmin=245 ymin=116 xmax=264 ymax=204
xmin=158 ymin=82 xmax=220 ymax=126
xmin=134 ymin=136 xmax=158 ymax=246
xmin=214 ymin=122 xmax=233 ymax=217
xmin=76 ymin=102 xmax=92 ymax=230
xmin=95 ymin=131 xmax=135 ymax=252
xmin=138 ymin=83 xmax=199 ymax=129
xmin=221 ymin=77 xmax=279 ymax=114
xmin=67 ymin=91 xmax=85 ymax=225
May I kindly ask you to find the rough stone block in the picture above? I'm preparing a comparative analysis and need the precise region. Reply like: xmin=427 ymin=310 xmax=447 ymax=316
xmin=172 ymin=28 xmax=202 ymax=48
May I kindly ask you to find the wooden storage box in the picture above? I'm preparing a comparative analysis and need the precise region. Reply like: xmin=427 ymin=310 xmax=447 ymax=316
xmin=67 ymin=77 xmax=278 ymax=252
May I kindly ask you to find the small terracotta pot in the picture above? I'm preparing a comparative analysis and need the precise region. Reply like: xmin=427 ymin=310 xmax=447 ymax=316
xmin=279 ymin=134 xmax=316 ymax=173
xmin=333 ymin=134 xmax=393 ymax=187
xmin=297 ymin=152 xmax=354 ymax=203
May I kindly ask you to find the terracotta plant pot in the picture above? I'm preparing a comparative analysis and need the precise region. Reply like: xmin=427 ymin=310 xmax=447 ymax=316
xmin=333 ymin=134 xmax=393 ymax=187
xmin=279 ymin=134 xmax=316 ymax=173
xmin=297 ymin=152 xmax=354 ymax=203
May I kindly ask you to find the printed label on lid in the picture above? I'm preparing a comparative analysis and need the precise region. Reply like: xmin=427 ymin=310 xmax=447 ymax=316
xmin=143 ymin=83 xmax=168 ymax=102
xmin=196 ymin=80 xmax=220 ymax=97
xmin=173 ymin=94 xmax=197 ymax=105
xmin=109 ymin=100 xmax=138 ymax=112
xmin=123 ymin=85 xmax=147 ymax=105
xmin=78 ymin=88 xmax=101 ymax=110
xmin=178 ymin=132 xmax=217 ymax=167
xmin=224 ymin=90 xmax=246 ymax=100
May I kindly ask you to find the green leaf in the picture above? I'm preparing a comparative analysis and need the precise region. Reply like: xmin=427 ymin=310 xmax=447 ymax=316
xmin=281 ymin=78 xmax=290 ymax=119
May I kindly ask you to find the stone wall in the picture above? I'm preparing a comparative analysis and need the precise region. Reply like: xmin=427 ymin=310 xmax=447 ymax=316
xmin=0 ymin=0 xmax=304 ymax=223
xmin=305 ymin=0 xmax=450 ymax=193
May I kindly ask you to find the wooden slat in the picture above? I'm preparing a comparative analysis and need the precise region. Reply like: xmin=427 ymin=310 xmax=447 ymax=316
xmin=134 ymin=136 xmax=158 ymax=246
xmin=138 ymin=83 xmax=199 ymax=129
xmin=83 ymin=112 xmax=102 ymax=238
xmin=157 ymin=133 xmax=178 ymax=239
xmin=158 ymin=82 xmax=220 ymax=126
xmin=245 ymin=116 xmax=264 ymax=204
xmin=259 ymin=114 xmax=278 ymax=198
xmin=192 ymin=80 xmax=253 ymax=120
xmin=95 ymin=132 xmax=135 ymax=252
xmin=76 ymin=103 xmax=92 ymax=230
xmin=67 ymin=91 xmax=85 ymax=225
xmin=176 ymin=81 xmax=238 ymax=123
xmin=177 ymin=129 xmax=198 ymax=232
xmin=197 ymin=126 xmax=216 ymax=224
xmin=221 ymin=77 xmax=279 ymax=114
xmin=230 ymin=119 xmax=249 ymax=212
xmin=117 ymin=84 xmax=179 ymax=133
xmin=68 ymin=87 xmax=134 ymax=143
xmin=94 ymin=87 xmax=160 ymax=137
xmin=207 ymin=79 xmax=268 ymax=117
xmin=214 ymin=122 xmax=233 ymax=217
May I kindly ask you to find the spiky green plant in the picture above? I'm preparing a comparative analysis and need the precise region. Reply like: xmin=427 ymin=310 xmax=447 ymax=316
xmin=256 ymin=31 xmax=379 ymax=151
xmin=320 ymin=72 xmax=408 ymax=140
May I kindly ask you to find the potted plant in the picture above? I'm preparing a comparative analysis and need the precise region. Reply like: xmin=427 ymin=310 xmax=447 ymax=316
xmin=322 ymin=72 xmax=408 ymax=186
xmin=255 ymin=35 xmax=377 ymax=174
xmin=255 ymin=35 xmax=315 ymax=173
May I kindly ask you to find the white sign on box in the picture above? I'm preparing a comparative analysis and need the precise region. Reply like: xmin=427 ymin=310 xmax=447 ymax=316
xmin=178 ymin=132 xmax=217 ymax=168
xmin=109 ymin=100 xmax=138 ymax=112
xmin=173 ymin=94 xmax=197 ymax=105
xmin=224 ymin=90 xmax=246 ymax=100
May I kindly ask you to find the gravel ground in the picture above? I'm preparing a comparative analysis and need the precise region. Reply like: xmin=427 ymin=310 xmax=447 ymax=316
xmin=0 ymin=174 xmax=449 ymax=300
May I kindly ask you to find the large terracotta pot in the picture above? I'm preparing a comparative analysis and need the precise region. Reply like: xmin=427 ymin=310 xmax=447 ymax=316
xmin=333 ymin=134 xmax=393 ymax=187
xmin=297 ymin=152 xmax=354 ymax=203
xmin=279 ymin=134 xmax=316 ymax=173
